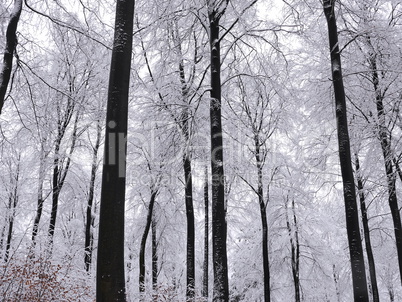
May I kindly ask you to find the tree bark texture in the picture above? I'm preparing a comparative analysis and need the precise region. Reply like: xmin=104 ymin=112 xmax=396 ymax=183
xmin=208 ymin=6 xmax=229 ymax=302
xmin=96 ymin=0 xmax=135 ymax=300
xmin=323 ymin=1 xmax=369 ymax=301
xmin=202 ymin=166 xmax=209 ymax=298
xmin=0 ymin=0 xmax=23 ymax=114
xmin=355 ymin=155 xmax=379 ymax=302
xmin=184 ymin=152 xmax=195 ymax=300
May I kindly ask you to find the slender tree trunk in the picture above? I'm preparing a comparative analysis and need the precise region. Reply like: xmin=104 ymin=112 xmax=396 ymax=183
xmin=96 ymin=0 xmax=134 ymax=300
xmin=48 ymin=113 xmax=78 ymax=247
xmin=151 ymin=215 xmax=158 ymax=300
xmin=286 ymin=197 xmax=300 ymax=302
xmin=139 ymin=190 xmax=158 ymax=298
xmin=323 ymin=1 xmax=369 ymax=301
xmin=355 ymin=155 xmax=380 ymax=302
xmin=393 ymin=157 xmax=402 ymax=183
xmin=175 ymin=30 xmax=196 ymax=299
xmin=366 ymin=36 xmax=402 ymax=285
xmin=202 ymin=166 xmax=209 ymax=299
xmin=85 ymin=121 xmax=101 ymax=272
xmin=0 ymin=0 xmax=23 ymax=114
xmin=208 ymin=6 xmax=229 ymax=302
xmin=183 ymin=151 xmax=195 ymax=300
xmin=255 ymin=138 xmax=270 ymax=302
xmin=333 ymin=265 xmax=341 ymax=302
xmin=31 ymin=143 xmax=47 ymax=245
xmin=0 ymin=222 xmax=6 ymax=259
xmin=4 ymin=163 xmax=19 ymax=262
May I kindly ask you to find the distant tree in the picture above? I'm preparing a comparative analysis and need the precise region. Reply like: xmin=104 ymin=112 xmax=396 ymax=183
xmin=355 ymin=154 xmax=379 ymax=302
xmin=84 ymin=119 xmax=102 ymax=272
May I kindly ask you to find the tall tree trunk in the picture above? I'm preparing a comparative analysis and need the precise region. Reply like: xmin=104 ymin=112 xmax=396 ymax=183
xmin=139 ymin=190 xmax=158 ymax=298
xmin=202 ymin=166 xmax=209 ymax=299
xmin=0 ymin=0 xmax=23 ymax=114
xmin=85 ymin=120 xmax=102 ymax=272
xmin=355 ymin=154 xmax=380 ymax=302
xmin=151 ymin=215 xmax=158 ymax=300
xmin=96 ymin=0 xmax=134 ymax=300
xmin=255 ymin=137 xmax=270 ymax=302
xmin=208 ymin=4 xmax=229 ymax=301
xmin=175 ymin=27 xmax=196 ymax=299
xmin=323 ymin=1 xmax=369 ymax=301
xmin=366 ymin=36 xmax=402 ymax=285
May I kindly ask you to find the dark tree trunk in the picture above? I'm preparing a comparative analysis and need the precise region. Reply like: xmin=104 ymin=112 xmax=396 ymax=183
xmin=151 ymin=215 xmax=158 ymax=300
xmin=48 ymin=113 xmax=78 ymax=247
xmin=0 ymin=0 xmax=23 ymax=114
xmin=202 ymin=166 xmax=209 ymax=299
xmin=85 ymin=121 xmax=101 ymax=272
xmin=323 ymin=1 xmax=369 ymax=301
xmin=31 ymin=145 xmax=47 ymax=245
xmin=393 ymin=157 xmax=402 ymax=183
xmin=366 ymin=36 xmax=402 ymax=286
xmin=139 ymin=190 xmax=158 ymax=298
xmin=355 ymin=155 xmax=380 ymax=302
xmin=208 ymin=6 xmax=229 ymax=302
xmin=96 ymin=0 xmax=134 ymax=300
xmin=4 ymin=162 xmax=19 ymax=262
xmin=255 ymin=137 xmax=270 ymax=302
xmin=183 ymin=152 xmax=195 ymax=300
xmin=175 ymin=30 xmax=196 ymax=299
xmin=286 ymin=197 xmax=300 ymax=302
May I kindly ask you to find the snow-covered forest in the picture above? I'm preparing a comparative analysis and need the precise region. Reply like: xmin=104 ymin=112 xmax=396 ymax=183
xmin=1 ymin=0 xmax=402 ymax=301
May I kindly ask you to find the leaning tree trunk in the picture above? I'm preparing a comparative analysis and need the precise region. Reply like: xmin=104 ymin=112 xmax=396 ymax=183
xmin=355 ymin=154 xmax=379 ymax=302
xmin=31 ymin=143 xmax=47 ymax=246
xmin=48 ymin=112 xmax=78 ymax=248
xmin=208 ymin=5 xmax=229 ymax=301
xmin=151 ymin=215 xmax=158 ymax=300
xmin=323 ymin=1 xmax=369 ymax=301
xmin=0 ymin=0 xmax=23 ymax=114
xmin=85 ymin=120 xmax=101 ymax=272
xmin=366 ymin=36 xmax=402 ymax=286
xmin=139 ymin=190 xmax=158 ymax=299
xmin=96 ymin=0 xmax=135 ymax=300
